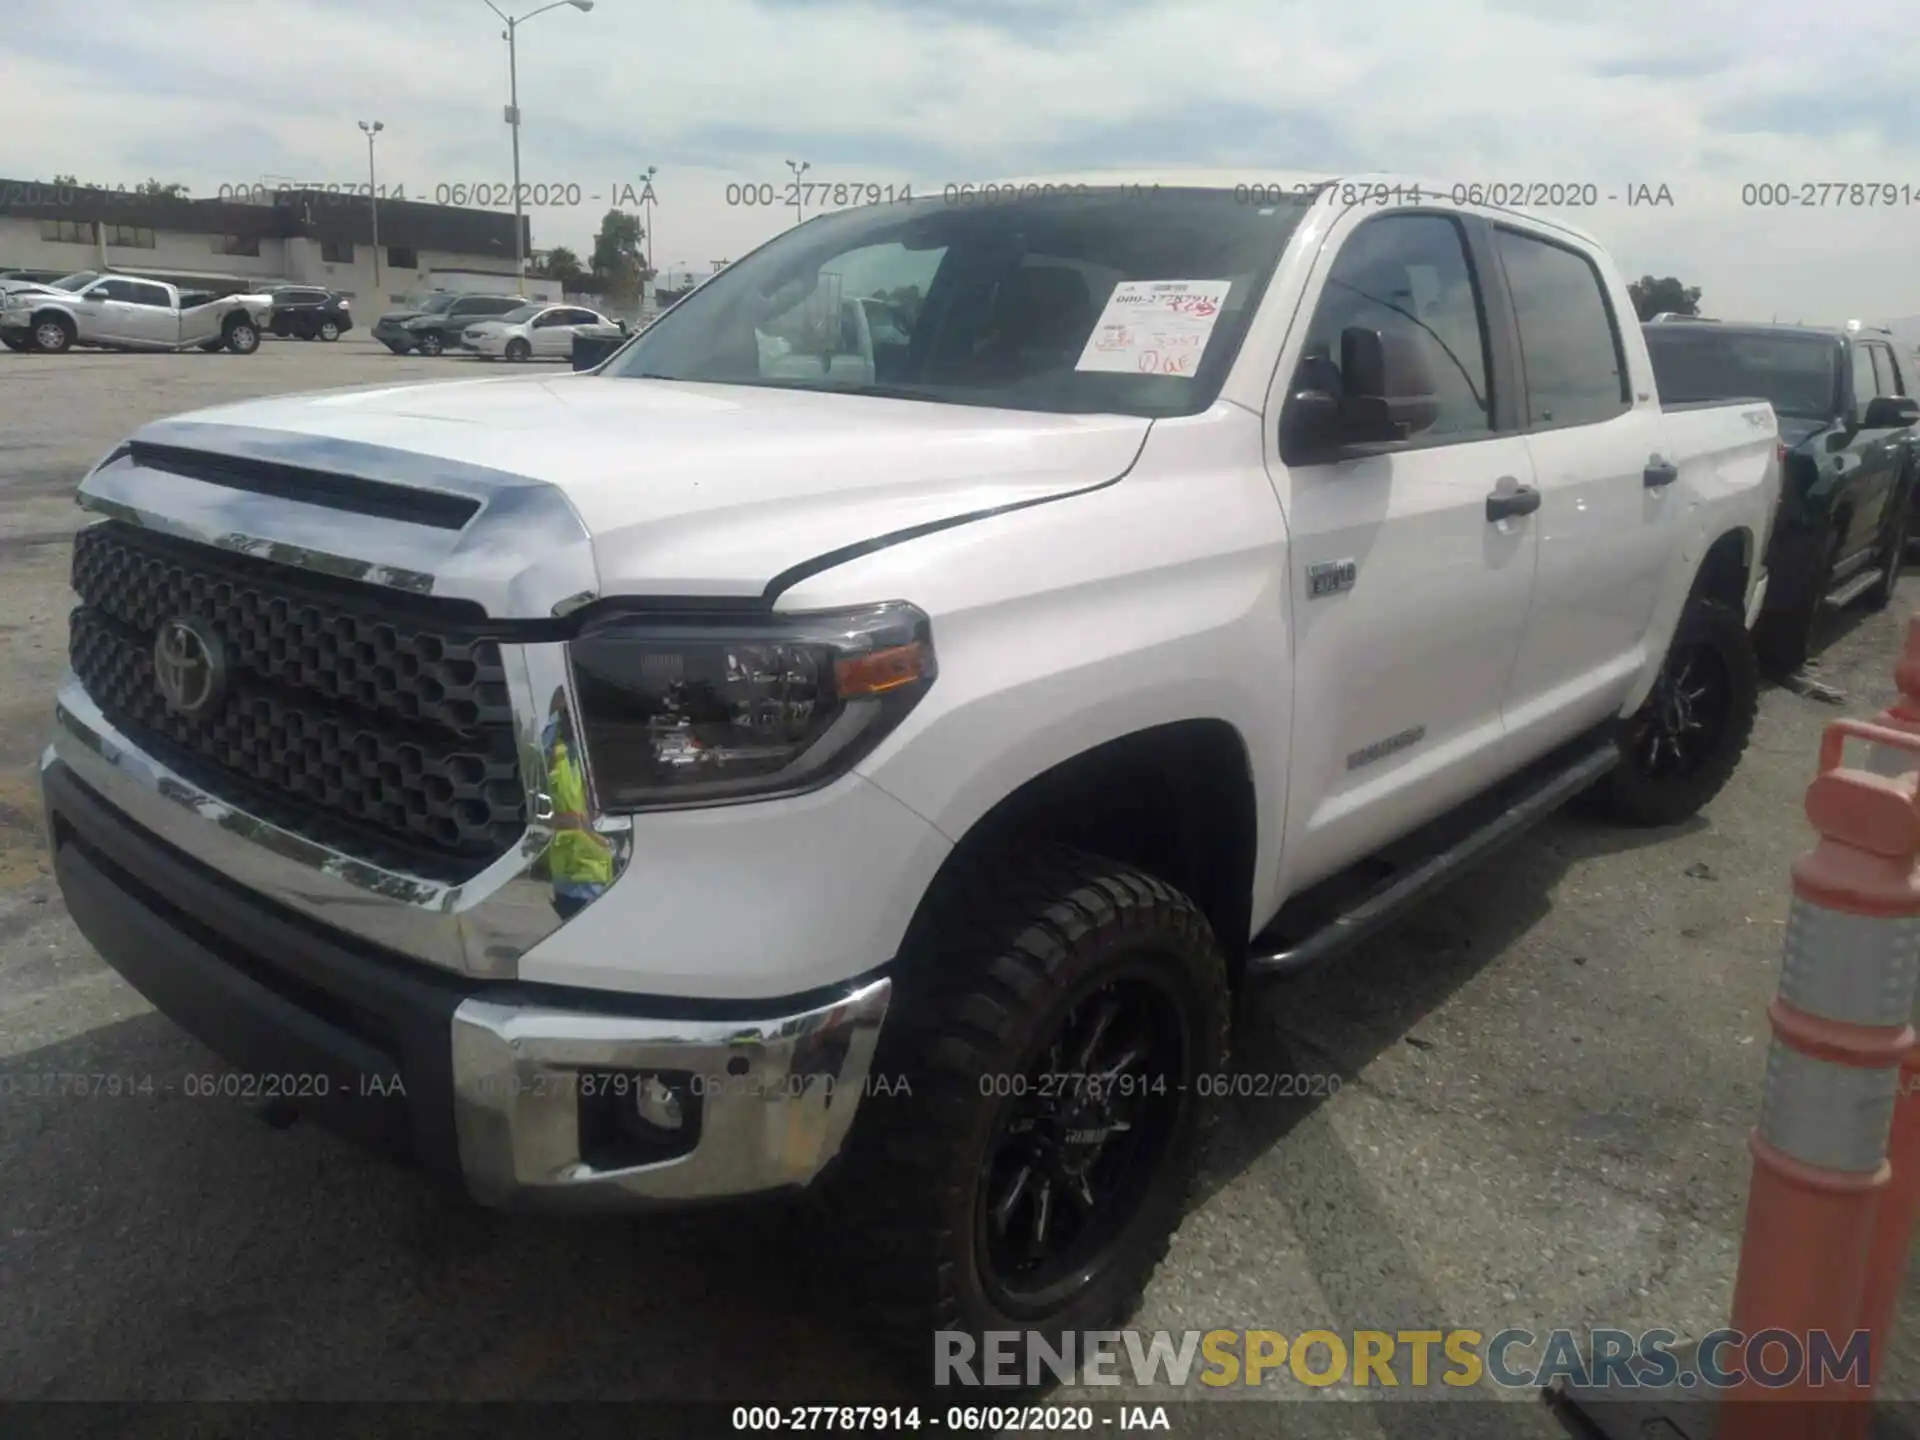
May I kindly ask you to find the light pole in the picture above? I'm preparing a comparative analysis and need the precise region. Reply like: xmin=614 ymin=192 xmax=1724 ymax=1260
xmin=786 ymin=158 xmax=810 ymax=227
xmin=358 ymin=120 xmax=384 ymax=292
xmin=482 ymin=0 xmax=594 ymax=296
xmin=637 ymin=164 xmax=658 ymax=286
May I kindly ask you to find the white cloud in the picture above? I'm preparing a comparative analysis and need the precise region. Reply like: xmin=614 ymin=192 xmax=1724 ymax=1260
xmin=1 ymin=0 xmax=1916 ymax=316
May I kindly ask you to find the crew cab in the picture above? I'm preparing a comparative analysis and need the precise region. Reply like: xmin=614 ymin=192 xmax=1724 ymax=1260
xmin=41 ymin=174 xmax=1777 ymax=1373
xmin=0 ymin=272 xmax=268 ymax=354
xmin=1643 ymin=318 xmax=1920 ymax=676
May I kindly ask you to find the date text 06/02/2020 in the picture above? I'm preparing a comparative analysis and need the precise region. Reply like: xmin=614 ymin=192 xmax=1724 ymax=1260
xmin=210 ymin=179 xmax=661 ymax=208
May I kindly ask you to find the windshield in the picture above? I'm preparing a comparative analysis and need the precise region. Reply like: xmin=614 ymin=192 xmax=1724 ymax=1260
xmin=498 ymin=304 xmax=542 ymax=324
xmin=1644 ymin=327 xmax=1841 ymax=420
xmin=53 ymin=271 xmax=100 ymax=291
xmin=603 ymin=187 xmax=1311 ymax=416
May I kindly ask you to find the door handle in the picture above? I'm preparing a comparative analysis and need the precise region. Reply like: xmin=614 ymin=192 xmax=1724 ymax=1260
xmin=1644 ymin=458 xmax=1679 ymax=489
xmin=1486 ymin=483 xmax=1541 ymax=522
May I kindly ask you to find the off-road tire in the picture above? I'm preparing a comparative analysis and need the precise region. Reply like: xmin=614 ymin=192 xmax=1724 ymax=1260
xmin=1753 ymin=525 xmax=1839 ymax=679
xmin=417 ymin=330 xmax=445 ymax=356
xmin=1582 ymin=598 xmax=1757 ymax=827
xmin=1867 ymin=485 xmax=1913 ymax=611
xmin=822 ymin=844 xmax=1229 ymax=1385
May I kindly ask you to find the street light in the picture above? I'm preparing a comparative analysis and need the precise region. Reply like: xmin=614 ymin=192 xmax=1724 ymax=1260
xmin=637 ymin=163 xmax=658 ymax=283
xmin=786 ymin=158 xmax=810 ymax=226
xmin=482 ymin=0 xmax=594 ymax=296
xmin=358 ymin=120 xmax=384 ymax=291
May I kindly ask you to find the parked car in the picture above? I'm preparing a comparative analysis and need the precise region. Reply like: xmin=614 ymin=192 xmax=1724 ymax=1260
xmin=1643 ymin=318 xmax=1920 ymax=676
xmin=43 ymin=175 xmax=1776 ymax=1367
xmin=265 ymin=286 xmax=353 ymax=341
xmin=0 ymin=273 xmax=268 ymax=354
xmin=459 ymin=302 xmax=622 ymax=360
xmin=372 ymin=292 xmax=524 ymax=355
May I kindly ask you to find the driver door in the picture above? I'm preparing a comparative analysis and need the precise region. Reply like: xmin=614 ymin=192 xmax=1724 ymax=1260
xmin=530 ymin=308 xmax=578 ymax=357
xmin=1264 ymin=206 xmax=1541 ymax=891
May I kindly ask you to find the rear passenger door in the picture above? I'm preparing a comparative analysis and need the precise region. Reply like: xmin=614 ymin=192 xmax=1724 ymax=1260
xmin=1494 ymin=222 xmax=1680 ymax=753
xmin=1266 ymin=207 xmax=1542 ymax=890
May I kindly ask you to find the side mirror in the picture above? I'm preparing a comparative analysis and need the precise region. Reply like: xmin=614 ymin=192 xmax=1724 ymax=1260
xmin=1280 ymin=327 xmax=1441 ymax=462
xmin=1864 ymin=395 xmax=1920 ymax=430
xmin=1338 ymin=327 xmax=1441 ymax=439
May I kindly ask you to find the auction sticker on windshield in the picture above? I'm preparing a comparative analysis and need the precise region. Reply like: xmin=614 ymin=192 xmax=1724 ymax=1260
xmin=1076 ymin=279 xmax=1233 ymax=377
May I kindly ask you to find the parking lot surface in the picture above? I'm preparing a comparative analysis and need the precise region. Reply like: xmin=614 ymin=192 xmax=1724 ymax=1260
xmin=3 ymin=335 xmax=1919 ymax=1426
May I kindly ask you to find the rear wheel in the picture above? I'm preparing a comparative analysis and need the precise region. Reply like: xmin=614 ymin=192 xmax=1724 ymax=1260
xmin=417 ymin=330 xmax=445 ymax=356
xmin=824 ymin=845 xmax=1228 ymax=1380
xmin=505 ymin=338 xmax=531 ymax=362
xmin=223 ymin=318 xmax=259 ymax=354
xmin=1581 ymin=598 xmax=1757 ymax=826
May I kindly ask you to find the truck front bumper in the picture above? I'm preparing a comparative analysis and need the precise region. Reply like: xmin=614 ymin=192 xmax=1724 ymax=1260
xmin=40 ymin=754 xmax=892 ymax=1211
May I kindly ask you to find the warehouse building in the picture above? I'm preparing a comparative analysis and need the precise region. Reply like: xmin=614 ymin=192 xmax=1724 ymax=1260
xmin=0 ymin=178 xmax=532 ymax=305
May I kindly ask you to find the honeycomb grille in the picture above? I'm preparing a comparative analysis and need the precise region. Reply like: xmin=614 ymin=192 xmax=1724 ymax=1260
xmin=69 ymin=521 xmax=526 ymax=877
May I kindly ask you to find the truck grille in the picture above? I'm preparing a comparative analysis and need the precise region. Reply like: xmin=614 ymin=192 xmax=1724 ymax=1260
xmin=68 ymin=520 xmax=526 ymax=880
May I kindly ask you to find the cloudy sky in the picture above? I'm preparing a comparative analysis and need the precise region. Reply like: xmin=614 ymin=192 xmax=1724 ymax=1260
xmin=4 ymin=0 xmax=1918 ymax=322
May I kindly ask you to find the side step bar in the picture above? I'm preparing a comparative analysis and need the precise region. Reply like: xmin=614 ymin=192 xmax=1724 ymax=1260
xmin=1244 ymin=732 xmax=1620 ymax=981
xmin=1824 ymin=565 xmax=1883 ymax=611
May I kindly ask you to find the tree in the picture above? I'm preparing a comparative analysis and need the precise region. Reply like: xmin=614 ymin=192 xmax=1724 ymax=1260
xmin=1628 ymin=275 xmax=1702 ymax=321
xmin=534 ymin=245 xmax=585 ymax=290
xmin=589 ymin=209 xmax=650 ymax=303
xmin=51 ymin=173 xmax=79 ymax=186
xmin=135 ymin=178 xmax=191 ymax=199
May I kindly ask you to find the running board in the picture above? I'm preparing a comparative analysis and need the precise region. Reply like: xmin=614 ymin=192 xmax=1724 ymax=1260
xmin=1244 ymin=732 xmax=1620 ymax=981
xmin=1824 ymin=567 xmax=1882 ymax=610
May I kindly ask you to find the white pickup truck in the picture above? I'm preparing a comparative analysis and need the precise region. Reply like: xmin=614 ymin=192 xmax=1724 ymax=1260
xmin=0 ymin=270 xmax=269 ymax=354
xmin=42 ymin=172 xmax=1778 ymax=1369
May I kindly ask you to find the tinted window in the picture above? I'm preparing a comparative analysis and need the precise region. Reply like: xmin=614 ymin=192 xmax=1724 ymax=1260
xmin=606 ymin=187 xmax=1310 ymax=417
xmin=1495 ymin=227 xmax=1629 ymax=427
xmin=126 ymin=282 xmax=172 ymax=307
xmin=1291 ymin=213 xmax=1492 ymax=441
xmin=1852 ymin=343 xmax=1881 ymax=405
xmin=1870 ymin=344 xmax=1903 ymax=398
xmin=1643 ymin=327 xmax=1839 ymax=420
xmin=91 ymin=279 xmax=137 ymax=301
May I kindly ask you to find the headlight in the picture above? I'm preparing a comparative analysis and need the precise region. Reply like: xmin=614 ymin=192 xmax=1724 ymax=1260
xmin=569 ymin=602 xmax=936 ymax=810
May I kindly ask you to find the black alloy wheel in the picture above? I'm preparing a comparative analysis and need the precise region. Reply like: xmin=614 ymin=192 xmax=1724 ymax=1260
xmin=976 ymin=972 xmax=1186 ymax=1315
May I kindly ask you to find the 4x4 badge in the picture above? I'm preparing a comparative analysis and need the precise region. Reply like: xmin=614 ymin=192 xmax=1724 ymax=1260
xmin=153 ymin=617 xmax=228 ymax=717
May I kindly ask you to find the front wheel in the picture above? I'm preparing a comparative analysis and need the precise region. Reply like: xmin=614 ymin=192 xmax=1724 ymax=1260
xmin=1581 ymin=598 xmax=1758 ymax=827
xmin=417 ymin=331 xmax=445 ymax=356
xmin=505 ymin=338 xmax=531 ymax=362
xmin=824 ymin=845 xmax=1228 ymax=1379
xmin=318 ymin=320 xmax=340 ymax=341
xmin=32 ymin=315 xmax=74 ymax=353
xmin=1867 ymin=488 xmax=1912 ymax=611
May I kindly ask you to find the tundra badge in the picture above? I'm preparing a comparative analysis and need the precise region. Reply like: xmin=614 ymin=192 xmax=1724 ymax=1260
xmin=1308 ymin=558 xmax=1358 ymax=598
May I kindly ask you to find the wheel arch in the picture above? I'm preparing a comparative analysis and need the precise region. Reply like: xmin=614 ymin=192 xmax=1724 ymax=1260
xmin=899 ymin=718 xmax=1261 ymax=987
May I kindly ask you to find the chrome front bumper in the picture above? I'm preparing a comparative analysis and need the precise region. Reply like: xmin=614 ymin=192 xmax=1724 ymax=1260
xmin=451 ymin=978 xmax=892 ymax=1209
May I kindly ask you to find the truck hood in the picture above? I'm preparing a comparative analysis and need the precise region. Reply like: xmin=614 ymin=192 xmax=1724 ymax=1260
xmin=108 ymin=373 xmax=1151 ymax=605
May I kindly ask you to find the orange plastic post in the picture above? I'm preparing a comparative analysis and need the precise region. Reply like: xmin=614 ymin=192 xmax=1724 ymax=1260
xmin=1722 ymin=719 xmax=1920 ymax=1440
xmin=1841 ymin=622 xmax=1920 ymax=1440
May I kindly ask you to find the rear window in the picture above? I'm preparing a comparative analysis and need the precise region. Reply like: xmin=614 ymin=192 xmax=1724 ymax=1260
xmin=604 ymin=187 xmax=1312 ymax=417
xmin=1644 ymin=327 xmax=1839 ymax=420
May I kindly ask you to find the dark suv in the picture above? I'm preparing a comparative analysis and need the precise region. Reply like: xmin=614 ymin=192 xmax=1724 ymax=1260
xmin=266 ymin=287 xmax=353 ymax=341
xmin=372 ymin=292 xmax=525 ymax=356
xmin=1644 ymin=319 xmax=1920 ymax=676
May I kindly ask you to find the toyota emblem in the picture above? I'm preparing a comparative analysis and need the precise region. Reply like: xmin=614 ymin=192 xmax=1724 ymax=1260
xmin=153 ymin=618 xmax=228 ymax=716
